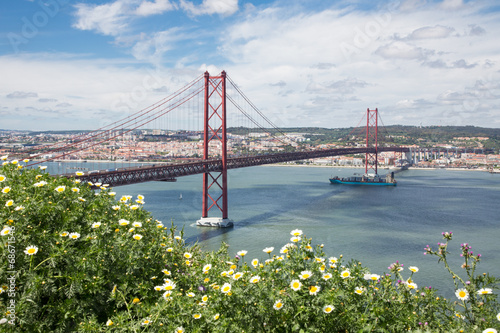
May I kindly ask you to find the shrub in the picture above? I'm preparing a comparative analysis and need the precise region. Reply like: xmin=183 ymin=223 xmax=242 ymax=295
xmin=0 ymin=159 xmax=499 ymax=332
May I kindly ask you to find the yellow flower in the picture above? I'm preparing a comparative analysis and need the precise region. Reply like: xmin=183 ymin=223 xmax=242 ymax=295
xmin=175 ymin=327 xmax=185 ymax=333
xmin=290 ymin=279 xmax=302 ymax=291
xmin=290 ymin=229 xmax=302 ymax=236
xmin=355 ymin=287 xmax=364 ymax=295
xmin=193 ymin=313 xmax=202 ymax=320
xmin=214 ymin=313 xmax=219 ymax=320
xmin=68 ymin=232 xmax=80 ymax=240
xmin=309 ymin=285 xmax=320 ymax=295
xmin=130 ymin=205 xmax=139 ymax=210
xmin=60 ymin=231 xmax=69 ymax=237
xmin=55 ymin=186 xmax=65 ymax=193
xmin=163 ymin=281 xmax=176 ymax=291
xmin=0 ymin=175 xmax=5 ymax=182
xmin=273 ymin=299 xmax=284 ymax=310
xmin=299 ymin=270 xmax=313 ymax=280
xmin=203 ymin=264 xmax=211 ymax=273
xmin=221 ymin=283 xmax=231 ymax=294
xmin=262 ymin=247 xmax=274 ymax=254
xmin=184 ymin=252 xmax=192 ymax=259
xmin=237 ymin=250 xmax=247 ymax=257
xmin=72 ymin=188 xmax=80 ymax=193
xmin=24 ymin=245 xmax=39 ymax=255
xmin=250 ymin=276 xmax=261 ymax=284
xmin=106 ymin=319 xmax=113 ymax=326
xmin=455 ymin=288 xmax=469 ymax=301
xmin=233 ymin=272 xmax=244 ymax=280
xmin=141 ymin=319 xmax=150 ymax=326
xmin=118 ymin=219 xmax=129 ymax=226
xmin=323 ymin=305 xmax=334 ymax=313
xmin=133 ymin=234 xmax=143 ymax=240
xmin=340 ymin=270 xmax=351 ymax=279
xmin=1 ymin=227 xmax=12 ymax=236
xmin=5 ymin=200 xmax=14 ymax=207
xmin=2 ymin=186 xmax=11 ymax=194
xmin=132 ymin=298 xmax=140 ymax=304
xmin=91 ymin=222 xmax=101 ymax=229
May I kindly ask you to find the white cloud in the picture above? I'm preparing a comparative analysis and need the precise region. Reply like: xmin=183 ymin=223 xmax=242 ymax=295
xmin=135 ymin=0 xmax=176 ymax=16
xmin=73 ymin=1 xmax=130 ymax=36
xmin=73 ymin=0 xmax=176 ymax=36
xmin=406 ymin=25 xmax=455 ymax=40
xmin=180 ymin=0 xmax=238 ymax=16
xmin=7 ymin=91 xmax=38 ymax=99
xmin=375 ymin=41 xmax=429 ymax=60
xmin=440 ymin=0 xmax=464 ymax=10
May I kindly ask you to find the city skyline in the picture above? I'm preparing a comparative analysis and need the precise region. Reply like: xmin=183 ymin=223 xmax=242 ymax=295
xmin=1 ymin=0 xmax=500 ymax=131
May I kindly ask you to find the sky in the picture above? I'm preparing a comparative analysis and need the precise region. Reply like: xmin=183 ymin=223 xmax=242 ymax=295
xmin=1 ymin=0 xmax=500 ymax=131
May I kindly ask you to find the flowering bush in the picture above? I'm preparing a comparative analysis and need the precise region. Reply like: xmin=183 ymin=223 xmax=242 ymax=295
xmin=0 ymin=160 xmax=499 ymax=332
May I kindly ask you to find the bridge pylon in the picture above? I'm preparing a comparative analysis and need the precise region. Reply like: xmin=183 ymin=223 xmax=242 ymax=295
xmin=365 ymin=108 xmax=378 ymax=175
xmin=196 ymin=71 xmax=233 ymax=228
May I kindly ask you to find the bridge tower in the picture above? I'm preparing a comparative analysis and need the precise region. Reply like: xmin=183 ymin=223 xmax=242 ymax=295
xmin=196 ymin=71 xmax=233 ymax=228
xmin=365 ymin=108 xmax=378 ymax=175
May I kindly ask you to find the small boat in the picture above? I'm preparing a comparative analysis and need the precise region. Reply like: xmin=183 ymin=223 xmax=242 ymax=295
xmin=179 ymin=193 xmax=183 ymax=200
xmin=330 ymin=172 xmax=397 ymax=186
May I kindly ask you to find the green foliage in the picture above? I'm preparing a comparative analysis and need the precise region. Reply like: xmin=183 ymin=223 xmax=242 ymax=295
xmin=0 ymin=160 xmax=499 ymax=332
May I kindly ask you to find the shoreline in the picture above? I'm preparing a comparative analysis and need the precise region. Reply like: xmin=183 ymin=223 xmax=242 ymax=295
xmin=265 ymin=163 xmax=489 ymax=172
xmin=49 ymin=159 xmax=492 ymax=173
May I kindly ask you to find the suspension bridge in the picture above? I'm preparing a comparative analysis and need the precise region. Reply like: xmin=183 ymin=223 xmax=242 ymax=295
xmin=19 ymin=71 xmax=409 ymax=227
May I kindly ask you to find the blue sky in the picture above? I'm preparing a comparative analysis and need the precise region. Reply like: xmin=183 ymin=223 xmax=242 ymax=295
xmin=1 ymin=0 xmax=500 ymax=130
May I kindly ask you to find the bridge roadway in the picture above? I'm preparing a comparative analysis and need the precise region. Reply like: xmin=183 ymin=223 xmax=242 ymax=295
xmin=62 ymin=146 xmax=409 ymax=187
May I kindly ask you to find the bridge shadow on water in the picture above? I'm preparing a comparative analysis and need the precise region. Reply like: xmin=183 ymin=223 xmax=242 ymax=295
xmin=183 ymin=180 xmax=347 ymax=245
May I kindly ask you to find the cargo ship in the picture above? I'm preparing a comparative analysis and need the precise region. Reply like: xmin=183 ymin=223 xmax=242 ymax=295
xmin=329 ymin=172 xmax=397 ymax=186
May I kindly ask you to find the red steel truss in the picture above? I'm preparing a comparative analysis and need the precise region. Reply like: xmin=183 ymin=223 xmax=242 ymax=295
xmin=202 ymin=71 xmax=228 ymax=219
xmin=69 ymin=147 xmax=409 ymax=187
xmin=365 ymin=108 xmax=378 ymax=175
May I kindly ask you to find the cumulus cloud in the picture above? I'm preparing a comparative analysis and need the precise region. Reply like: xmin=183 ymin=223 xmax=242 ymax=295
xmin=468 ymin=24 xmax=486 ymax=36
xmin=375 ymin=41 xmax=430 ymax=60
xmin=73 ymin=1 xmax=130 ymax=36
xmin=406 ymin=25 xmax=455 ymax=40
xmin=135 ymin=0 xmax=176 ymax=16
xmin=180 ymin=0 xmax=239 ymax=16
xmin=7 ymin=91 xmax=38 ymax=99
xmin=269 ymin=81 xmax=286 ymax=87
xmin=73 ymin=0 xmax=176 ymax=36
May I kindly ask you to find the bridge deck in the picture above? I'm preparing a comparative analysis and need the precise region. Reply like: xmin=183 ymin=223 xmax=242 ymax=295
xmin=59 ymin=146 xmax=409 ymax=187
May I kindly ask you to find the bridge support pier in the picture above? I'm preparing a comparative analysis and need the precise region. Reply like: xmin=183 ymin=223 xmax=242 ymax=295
xmin=196 ymin=217 xmax=234 ymax=228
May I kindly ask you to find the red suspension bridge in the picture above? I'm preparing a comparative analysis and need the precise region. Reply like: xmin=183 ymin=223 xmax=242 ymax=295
xmin=20 ymin=71 xmax=409 ymax=227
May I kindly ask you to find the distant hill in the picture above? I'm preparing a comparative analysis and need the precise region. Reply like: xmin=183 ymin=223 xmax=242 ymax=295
xmin=228 ymin=125 xmax=500 ymax=152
